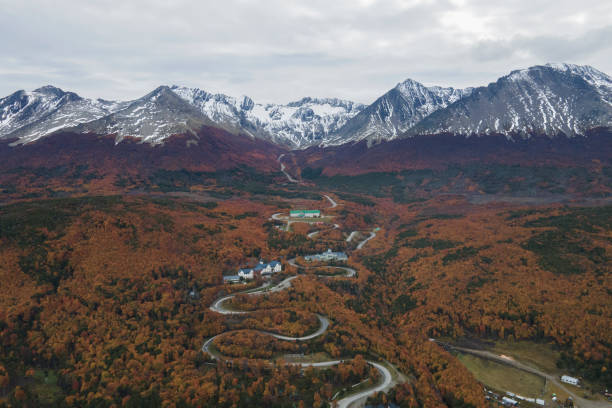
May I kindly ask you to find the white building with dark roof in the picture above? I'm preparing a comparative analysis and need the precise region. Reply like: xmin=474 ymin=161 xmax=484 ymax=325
xmin=238 ymin=268 xmax=254 ymax=280
xmin=237 ymin=260 xmax=282 ymax=279
xmin=304 ymin=249 xmax=348 ymax=263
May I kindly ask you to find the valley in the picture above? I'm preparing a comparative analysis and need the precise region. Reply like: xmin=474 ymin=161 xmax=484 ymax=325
xmin=0 ymin=62 xmax=610 ymax=408
xmin=0 ymin=165 xmax=609 ymax=407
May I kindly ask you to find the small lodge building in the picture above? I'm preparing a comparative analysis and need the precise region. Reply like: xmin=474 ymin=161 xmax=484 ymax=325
xmin=231 ymin=260 xmax=282 ymax=282
xmin=290 ymin=210 xmax=321 ymax=218
xmin=561 ymin=375 xmax=580 ymax=386
xmin=501 ymin=396 xmax=518 ymax=406
xmin=238 ymin=268 xmax=254 ymax=280
xmin=223 ymin=275 xmax=241 ymax=284
xmin=304 ymin=249 xmax=348 ymax=263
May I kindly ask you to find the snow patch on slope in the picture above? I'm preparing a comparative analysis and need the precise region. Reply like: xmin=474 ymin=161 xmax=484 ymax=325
xmin=410 ymin=64 xmax=612 ymax=138
xmin=171 ymin=86 xmax=365 ymax=148
xmin=0 ymin=86 xmax=128 ymax=144
xmin=323 ymin=79 xmax=473 ymax=146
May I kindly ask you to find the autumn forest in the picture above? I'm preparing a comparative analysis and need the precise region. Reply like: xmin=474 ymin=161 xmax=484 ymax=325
xmin=0 ymin=132 xmax=611 ymax=408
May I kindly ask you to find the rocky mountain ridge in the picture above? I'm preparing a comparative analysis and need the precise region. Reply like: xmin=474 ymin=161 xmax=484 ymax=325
xmin=409 ymin=63 xmax=612 ymax=138
xmin=1 ymin=63 xmax=610 ymax=148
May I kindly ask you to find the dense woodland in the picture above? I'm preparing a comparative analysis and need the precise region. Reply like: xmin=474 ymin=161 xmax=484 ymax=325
xmin=0 ymin=160 xmax=610 ymax=407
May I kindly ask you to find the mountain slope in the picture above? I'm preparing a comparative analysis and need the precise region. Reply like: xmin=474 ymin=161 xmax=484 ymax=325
xmin=70 ymin=86 xmax=212 ymax=144
xmin=0 ymin=125 xmax=286 ymax=200
xmin=324 ymin=79 xmax=472 ymax=146
xmin=1 ymin=63 xmax=610 ymax=148
xmin=171 ymin=86 xmax=364 ymax=148
xmin=409 ymin=63 xmax=612 ymax=138
xmin=0 ymin=85 xmax=364 ymax=148
xmin=0 ymin=86 xmax=127 ymax=144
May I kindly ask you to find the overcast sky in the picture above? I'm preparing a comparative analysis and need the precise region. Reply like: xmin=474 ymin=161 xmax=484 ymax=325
xmin=1 ymin=0 xmax=611 ymax=104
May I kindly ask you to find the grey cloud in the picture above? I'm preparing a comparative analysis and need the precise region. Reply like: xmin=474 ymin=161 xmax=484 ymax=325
xmin=0 ymin=0 xmax=610 ymax=103
xmin=470 ymin=25 xmax=612 ymax=63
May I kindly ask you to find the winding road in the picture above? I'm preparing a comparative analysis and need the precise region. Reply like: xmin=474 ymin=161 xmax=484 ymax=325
xmin=356 ymin=230 xmax=377 ymax=250
xmin=324 ymin=194 xmax=338 ymax=208
xmin=346 ymin=230 xmax=378 ymax=250
xmin=277 ymin=154 xmax=299 ymax=183
xmin=271 ymin=212 xmax=294 ymax=232
xmin=209 ymin=277 xmax=296 ymax=315
xmin=288 ymin=257 xmax=357 ymax=278
xmin=204 ymin=272 xmax=392 ymax=407
xmin=337 ymin=361 xmax=393 ymax=408
xmin=345 ymin=231 xmax=358 ymax=242
xmin=203 ymin=196 xmax=394 ymax=407
xmin=307 ymin=230 xmax=320 ymax=239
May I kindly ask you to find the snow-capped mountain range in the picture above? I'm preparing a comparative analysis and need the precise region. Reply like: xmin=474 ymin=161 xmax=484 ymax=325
xmin=70 ymin=86 xmax=211 ymax=145
xmin=1 ymin=63 xmax=610 ymax=149
xmin=0 ymin=86 xmax=129 ymax=144
xmin=409 ymin=63 xmax=612 ymax=138
xmin=0 ymin=83 xmax=365 ymax=148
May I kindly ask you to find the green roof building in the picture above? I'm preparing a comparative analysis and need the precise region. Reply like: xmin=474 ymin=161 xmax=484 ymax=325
xmin=290 ymin=210 xmax=321 ymax=218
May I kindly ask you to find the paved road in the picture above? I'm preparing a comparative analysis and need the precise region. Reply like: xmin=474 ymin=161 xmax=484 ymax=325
xmin=307 ymin=230 xmax=320 ymax=238
xmin=204 ymin=276 xmax=325 ymax=358
xmin=205 ymin=272 xmax=392 ymax=404
xmin=210 ymin=277 xmax=296 ymax=314
xmin=439 ymin=342 xmax=610 ymax=408
xmin=277 ymin=154 xmax=299 ymax=183
xmin=307 ymin=223 xmax=339 ymax=239
xmin=263 ymin=314 xmax=329 ymax=341
xmin=346 ymin=230 xmax=376 ymax=249
xmin=201 ymin=334 xmax=221 ymax=355
xmin=336 ymin=362 xmax=393 ymax=408
xmin=287 ymin=358 xmax=394 ymax=408
xmin=356 ymin=231 xmax=376 ymax=250
xmin=271 ymin=212 xmax=286 ymax=221
xmin=271 ymin=212 xmax=293 ymax=231
xmin=288 ymin=258 xmax=356 ymax=277
xmin=324 ymin=194 xmax=338 ymax=208
xmin=346 ymin=231 xmax=358 ymax=242
xmin=204 ymin=315 xmax=329 ymax=354
xmin=210 ymin=294 xmax=248 ymax=315
xmin=204 ymin=210 xmax=398 ymax=406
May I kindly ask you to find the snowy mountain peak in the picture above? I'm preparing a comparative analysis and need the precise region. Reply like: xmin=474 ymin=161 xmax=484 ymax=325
xmin=410 ymin=63 xmax=612 ymax=138
xmin=144 ymin=85 xmax=177 ymax=101
xmin=324 ymin=78 xmax=473 ymax=146
xmin=545 ymin=62 xmax=609 ymax=79
xmin=543 ymin=63 xmax=612 ymax=106
xmin=70 ymin=85 xmax=207 ymax=145
xmin=394 ymin=77 xmax=425 ymax=93
xmin=506 ymin=63 xmax=611 ymax=86
xmin=32 ymin=85 xmax=75 ymax=98
xmin=0 ymin=85 xmax=129 ymax=144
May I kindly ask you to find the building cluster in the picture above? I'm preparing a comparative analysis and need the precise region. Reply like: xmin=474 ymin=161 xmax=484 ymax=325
xmin=485 ymin=389 xmax=544 ymax=407
xmin=223 ymin=260 xmax=282 ymax=283
xmin=304 ymin=249 xmax=348 ymax=263
xmin=290 ymin=209 xmax=321 ymax=218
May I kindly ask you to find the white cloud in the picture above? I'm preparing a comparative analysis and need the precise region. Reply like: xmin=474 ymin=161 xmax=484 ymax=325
xmin=0 ymin=0 xmax=610 ymax=104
